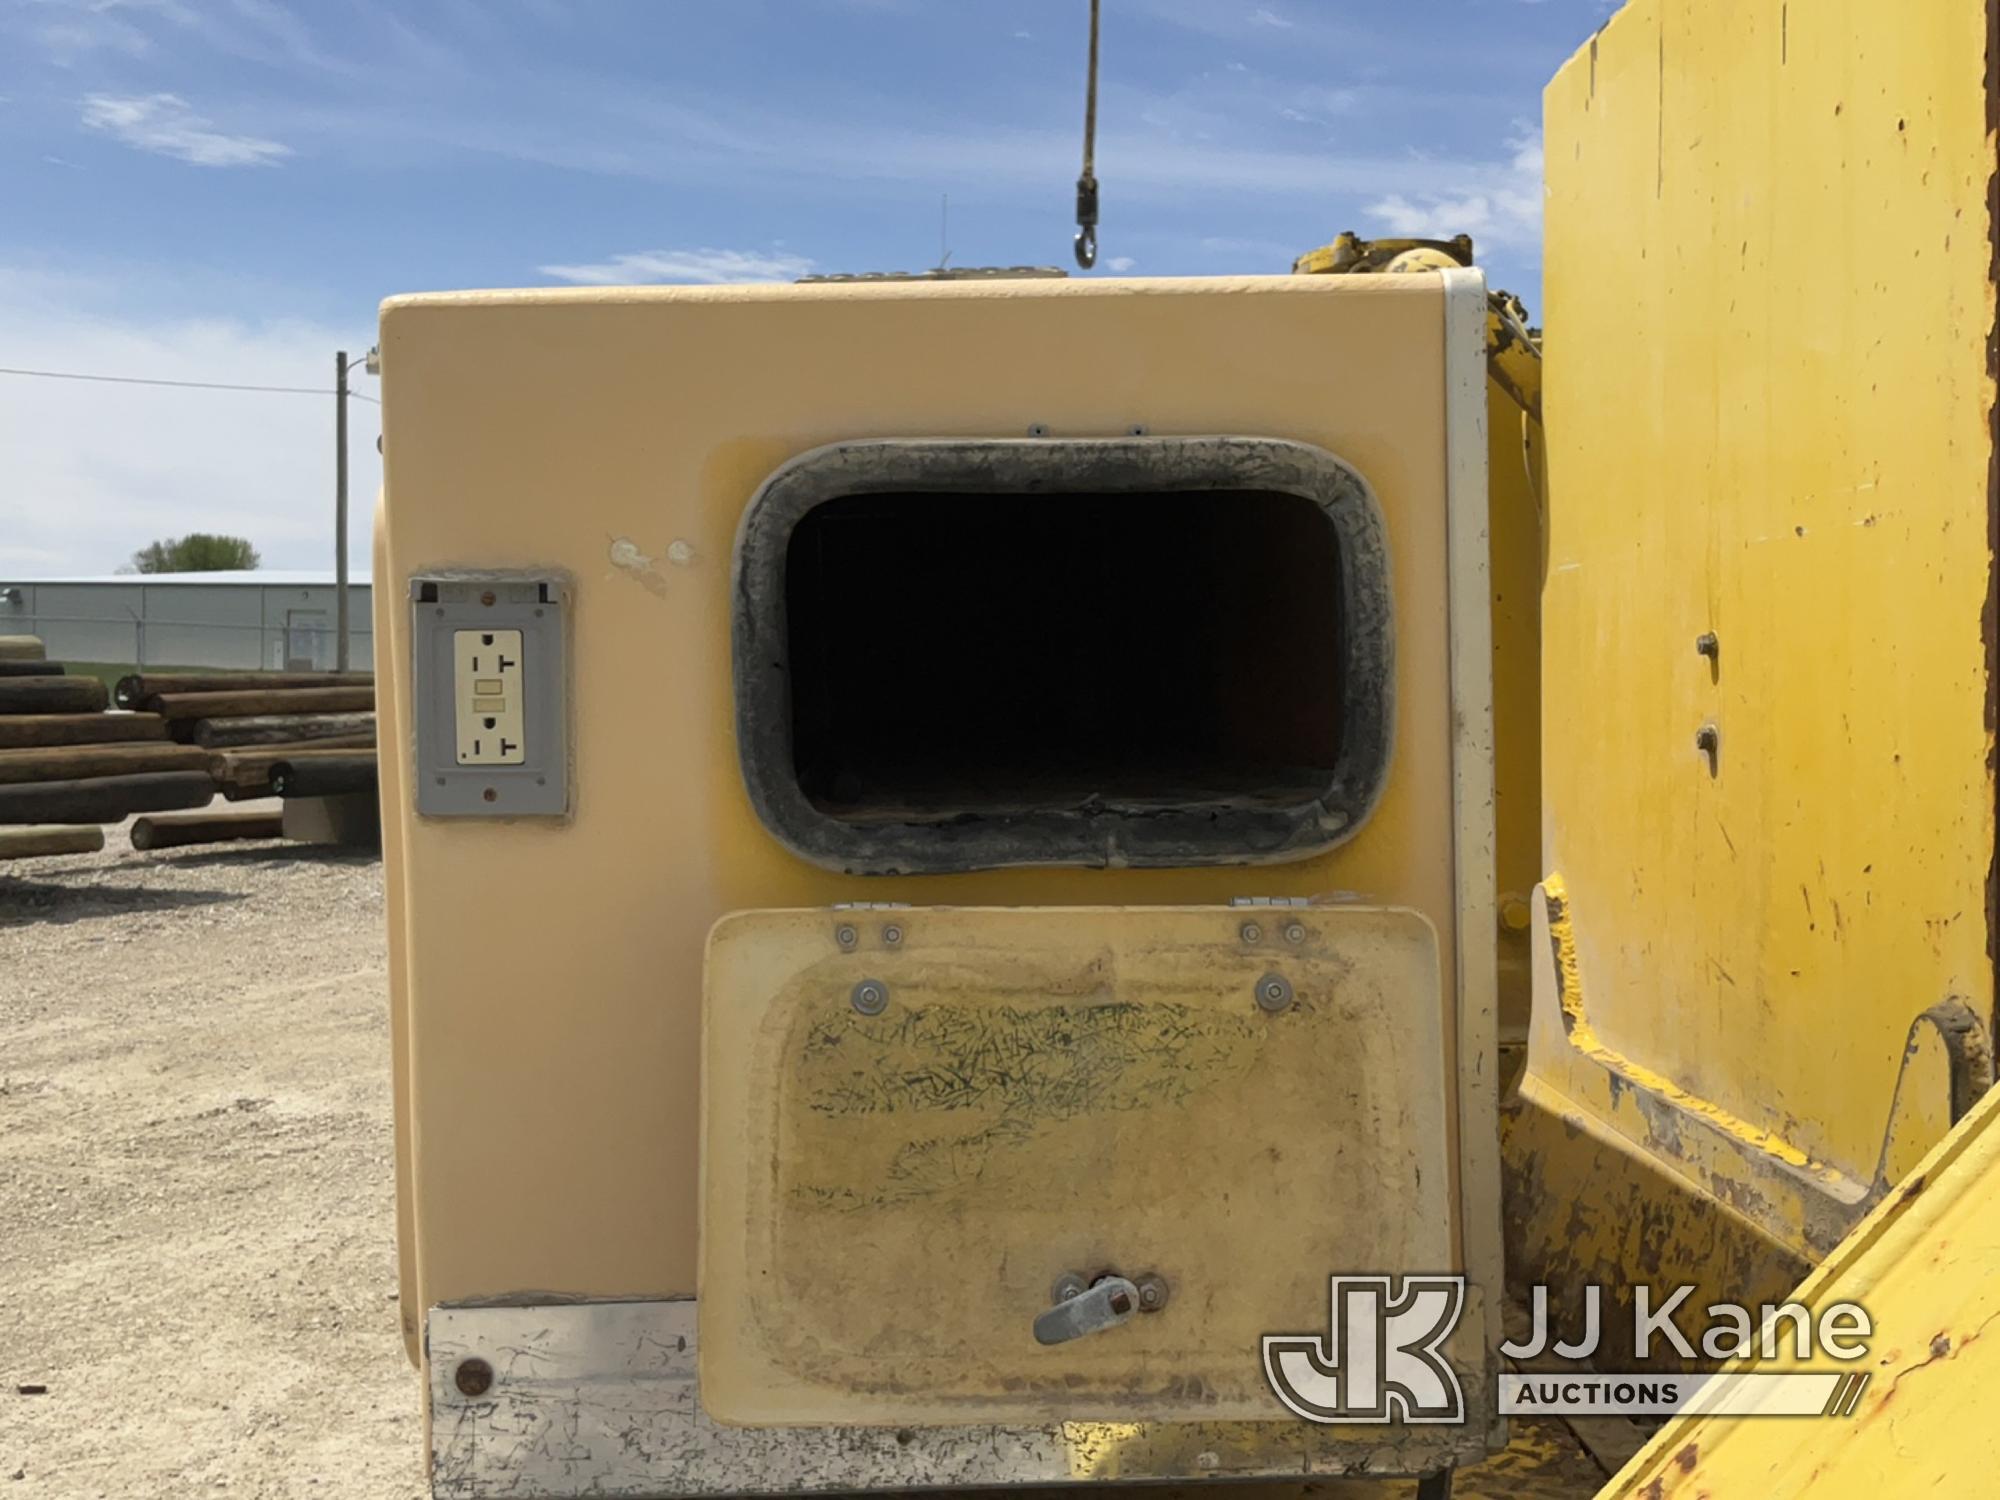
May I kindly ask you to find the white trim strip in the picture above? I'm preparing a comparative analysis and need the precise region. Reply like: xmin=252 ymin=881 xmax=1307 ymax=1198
xmin=1438 ymin=266 xmax=1503 ymax=1416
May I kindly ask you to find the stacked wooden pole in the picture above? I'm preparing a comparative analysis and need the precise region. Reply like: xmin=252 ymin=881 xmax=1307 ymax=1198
xmin=0 ymin=645 xmax=378 ymax=850
xmin=123 ymin=670 xmax=379 ymax=807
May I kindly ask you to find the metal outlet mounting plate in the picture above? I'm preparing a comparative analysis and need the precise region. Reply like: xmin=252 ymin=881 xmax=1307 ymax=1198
xmin=410 ymin=574 xmax=569 ymax=817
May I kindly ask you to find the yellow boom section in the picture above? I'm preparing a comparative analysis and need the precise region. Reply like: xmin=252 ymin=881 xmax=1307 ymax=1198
xmin=1604 ymin=1077 xmax=2000 ymax=1495
xmin=1504 ymin=0 xmax=1999 ymax=1368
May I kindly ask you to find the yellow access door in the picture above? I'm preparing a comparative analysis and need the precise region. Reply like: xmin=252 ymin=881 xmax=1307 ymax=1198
xmin=701 ymin=903 xmax=1458 ymax=1428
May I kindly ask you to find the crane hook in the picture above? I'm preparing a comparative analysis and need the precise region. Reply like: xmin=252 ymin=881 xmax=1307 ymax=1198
xmin=1074 ymin=225 xmax=1097 ymax=270
xmin=1074 ymin=179 xmax=1099 ymax=270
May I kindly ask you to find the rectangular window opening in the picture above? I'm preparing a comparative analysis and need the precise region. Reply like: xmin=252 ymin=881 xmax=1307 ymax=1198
xmin=783 ymin=488 xmax=1347 ymax=824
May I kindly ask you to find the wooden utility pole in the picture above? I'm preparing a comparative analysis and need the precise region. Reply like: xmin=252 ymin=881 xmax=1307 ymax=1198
xmin=335 ymin=350 xmax=351 ymax=671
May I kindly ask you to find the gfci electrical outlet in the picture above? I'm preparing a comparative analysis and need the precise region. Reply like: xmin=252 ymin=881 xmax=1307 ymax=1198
xmin=454 ymin=629 xmax=525 ymax=764
xmin=411 ymin=575 xmax=569 ymax=818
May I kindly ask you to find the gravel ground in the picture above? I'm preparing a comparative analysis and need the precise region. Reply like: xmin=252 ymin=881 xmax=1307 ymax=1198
xmin=0 ymin=806 xmax=421 ymax=1498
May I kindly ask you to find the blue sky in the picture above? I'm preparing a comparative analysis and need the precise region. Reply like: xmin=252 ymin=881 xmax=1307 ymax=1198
xmin=1 ymin=0 xmax=1613 ymax=575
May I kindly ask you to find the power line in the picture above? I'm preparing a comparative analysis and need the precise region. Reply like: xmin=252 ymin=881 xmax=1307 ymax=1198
xmin=0 ymin=364 xmax=380 ymax=404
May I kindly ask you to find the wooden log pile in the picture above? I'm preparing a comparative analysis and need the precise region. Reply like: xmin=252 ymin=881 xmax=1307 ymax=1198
xmin=0 ymin=652 xmax=379 ymax=840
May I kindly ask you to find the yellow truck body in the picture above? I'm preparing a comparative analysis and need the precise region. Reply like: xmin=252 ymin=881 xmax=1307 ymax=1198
xmin=375 ymin=2 xmax=2000 ymax=1492
xmin=376 ymin=271 xmax=1505 ymax=1491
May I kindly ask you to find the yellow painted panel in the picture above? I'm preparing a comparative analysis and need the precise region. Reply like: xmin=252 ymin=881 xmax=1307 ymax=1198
xmin=1490 ymin=375 xmax=1544 ymax=1040
xmin=1539 ymin=0 xmax=1995 ymax=1183
xmin=376 ymin=276 xmax=1481 ymax=1323
xmin=701 ymin=904 xmax=1449 ymax=1426
xmin=1604 ymin=1074 xmax=2000 ymax=1496
xmin=372 ymin=498 xmax=421 ymax=1364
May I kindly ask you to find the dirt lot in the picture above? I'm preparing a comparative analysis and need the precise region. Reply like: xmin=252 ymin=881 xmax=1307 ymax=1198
xmin=0 ymin=808 xmax=421 ymax=1498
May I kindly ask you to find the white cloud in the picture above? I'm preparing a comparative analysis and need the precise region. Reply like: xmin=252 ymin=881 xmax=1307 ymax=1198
xmin=1365 ymin=129 xmax=1543 ymax=253
xmin=1106 ymin=256 xmax=1137 ymax=272
xmin=1250 ymin=7 xmax=1293 ymax=27
xmin=536 ymin=247 xmax=814 ymax=286
xmin=38 ymin=19 xmax=150 ymax=60
xmin=0 ymin=267 xmax=377 ymax=577
xmin=81 ymin=93 xmax=291 ymax=166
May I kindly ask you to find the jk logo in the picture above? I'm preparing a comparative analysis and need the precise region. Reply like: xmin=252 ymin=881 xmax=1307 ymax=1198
xmin=1262 ymin=1275 xmax=1467 ymax=1424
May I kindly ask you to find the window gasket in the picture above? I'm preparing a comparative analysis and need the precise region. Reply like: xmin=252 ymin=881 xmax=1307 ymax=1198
xmin=731 ymin=435 xmax=1395 ymax=875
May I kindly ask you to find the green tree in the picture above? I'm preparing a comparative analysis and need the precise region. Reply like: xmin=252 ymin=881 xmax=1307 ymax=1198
xmin=130 ymin=534 xmax=262 ymax=574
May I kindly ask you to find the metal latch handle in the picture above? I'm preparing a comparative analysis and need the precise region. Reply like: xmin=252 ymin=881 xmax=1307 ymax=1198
xmin=1034 ymin=1275 xmax=1140 ymax=1345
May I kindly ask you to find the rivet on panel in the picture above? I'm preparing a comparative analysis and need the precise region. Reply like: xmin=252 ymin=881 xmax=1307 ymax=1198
xmin=1239 ymin=921 xmax=1263 ymax=943
xmin=851 ymin=979 xmax=889 ymax=1016
xmin=1255 ymin=973 xmax=1295 ymax=1013
xmin=1283 ymin=921 xmax=1307 ymax=944
xmin=834 ymin=923 xmax=859 ymax=951
xmin=881 ymin=924 xmax=904 ymax=947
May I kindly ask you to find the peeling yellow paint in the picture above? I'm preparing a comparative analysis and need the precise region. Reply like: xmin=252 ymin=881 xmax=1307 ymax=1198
xmin=1542 ymin=874 xmax=1826 ymax=1178
xmin=1604 ymin=1083 xmax=2000 ymax=1495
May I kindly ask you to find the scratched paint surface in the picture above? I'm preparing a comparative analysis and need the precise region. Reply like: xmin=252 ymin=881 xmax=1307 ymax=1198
xmin=787 ymin=999 xmax=1267 ymax=1211
xmin=1535 ymin=0 xmax=1997 ymax=1198
xmin=426 ymin=1301 xmax=1505 ymax=1496
xmin=1602 ymin=1079 xmax=2000 ymax=1496
xmin=701 ymin=905 xmax=1461 ymax=1429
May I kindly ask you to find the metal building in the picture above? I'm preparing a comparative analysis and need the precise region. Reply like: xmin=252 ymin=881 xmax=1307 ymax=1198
xmin=0 ymin=571 xmax=373 ymax=671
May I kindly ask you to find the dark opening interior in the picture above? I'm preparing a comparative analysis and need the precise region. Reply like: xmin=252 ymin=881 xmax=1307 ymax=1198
xmin=782 ymin=489 xmax=1346 ymax=822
